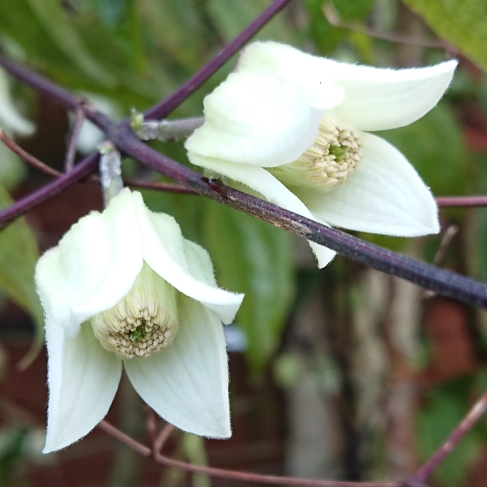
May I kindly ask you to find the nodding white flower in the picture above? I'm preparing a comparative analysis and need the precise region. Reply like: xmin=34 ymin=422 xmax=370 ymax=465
xmin=185 ymin=41 xmax=457 ymax=267
xmin=35 ymin=189 xmax=244 ymax=453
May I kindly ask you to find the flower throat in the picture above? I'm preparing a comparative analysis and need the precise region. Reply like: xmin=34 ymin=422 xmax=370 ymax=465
xmin=90 ymin=264 xmax=178 ymax=358
xmin=270 ymin=115 xmax=362 ymax=192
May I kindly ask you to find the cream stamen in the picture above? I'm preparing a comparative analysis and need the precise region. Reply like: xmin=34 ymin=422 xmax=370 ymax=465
xmin=90 ymin=264 xmax=178 ymax=359
xmin=269 ymin=115 xmax=362 ymax=192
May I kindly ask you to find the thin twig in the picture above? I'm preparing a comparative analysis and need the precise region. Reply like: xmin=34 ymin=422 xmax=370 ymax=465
xmin=0 ymin=130 xmax=195 ymax=195
xmin=322 ymin=4 xmax=452 ymax=51
xmin=0 ymin=152 xmax=99 ymax=227
xmin=99 ymin=419 xmax=396 ymax=487
xmin=0 ymin=129 xmax=61 ymax=178
xmin=65 ymin=104 xmax=86 ymax=172
xmin=436 ymin=195 xmax=487 ymax=207
xmin=423 ymin=225 xmax=459 ymax=299
xmin=404 ymin=390 xmax=487 ymax=487
xmin=146 ymin=408 xmax=157 ymax=445
xmin=98 ymin=420 xmax=151 ymax=457
xmin=432 ymin=225 xmax=459 ymax=267
xmin=144 ymin=0 xmax=295 ymax=119
xmin=153 ymin=423 xmax=175 ymax=454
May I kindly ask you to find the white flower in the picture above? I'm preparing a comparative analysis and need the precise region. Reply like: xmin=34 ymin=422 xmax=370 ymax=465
xmin=185 ymin=41 xmax=457 ymax=267
xmin=35 ymin=188 xmax=244 ymax=453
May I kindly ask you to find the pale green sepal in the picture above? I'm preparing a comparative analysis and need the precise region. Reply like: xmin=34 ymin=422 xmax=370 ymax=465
xmin=43 ymin=323 xmax=122 ymax=453
xmin=302 ymin=133 xmax=440 ymax=236
xmin=124 ymin=296 xmax=231 ymax=438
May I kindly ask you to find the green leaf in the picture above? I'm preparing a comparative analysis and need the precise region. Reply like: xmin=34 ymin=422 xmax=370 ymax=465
xmin=26 ymin=0 xmax=115 ymax=85
xmin=0 ymin=185 xmax=43 ymax=367
xmin=204 ymin=200 xmax=294 ymax=372
xmin=376 ymin=104 xmax=468 ymax=198
xmin=403 ymin=0 xmax=487 ymax=72
xmin=303 ymin=0 xmax=376 ymax=55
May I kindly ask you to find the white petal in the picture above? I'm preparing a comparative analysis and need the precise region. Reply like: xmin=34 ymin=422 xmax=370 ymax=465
xmin=0 ymin=69 xmax=35 ymax=135
xmin=187 ymin=153 xmax=336 ymax=268
xmin=124 ymin=296 xmax=230 ymax=438
xmin=329 ymin=59 xmax=457 ymax=131
xmin=301 ymin=133 xmax=439 ymax=236
xmin=185 ymin=70 xmax=343 ymax=168
xmin=37 ymin=189 xmax=143 ymax=336
xmin=43 ymin=322 xmax=122 ymax=453
xmin=131 ymin=192 xmax=243 ymax=324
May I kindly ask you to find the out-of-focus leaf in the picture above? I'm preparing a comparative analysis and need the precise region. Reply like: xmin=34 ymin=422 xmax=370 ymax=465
xmin=204 ymin=200 xmax=294 ymax=372
xmin=303 ymin=0 xmax=376 ymax=55
xmin=403 ymin=0 xmax=487 ymax=72
xmin=26 ymin=0 xmax=115 ymax=85
xmin=417 ymin=380 xmax=484 ymax=487
xmin=205 ymin=0 xmax=296 ymax=45
xmin=0 ymin=185 xmax=43 ymax=367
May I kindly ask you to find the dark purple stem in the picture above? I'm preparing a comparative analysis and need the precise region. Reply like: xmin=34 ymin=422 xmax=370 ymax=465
xmin=1 ymin=37 xmax=487 ymax=311
xmin=144 ymin=0 xmax=294 ymax=119
xmin=111 ymin=125 xmax=487 ymax=309
xmin=0 ymin=153 xmax=99 ymax=226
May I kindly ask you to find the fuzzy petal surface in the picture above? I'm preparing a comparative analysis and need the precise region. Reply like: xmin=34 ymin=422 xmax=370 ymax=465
xmin=301 ymin=133 xmax=439 ymax=236
xmin=188 ymin=153 xmax=336 ymax=268
xmin=124 ymin=295 xmax=231 ymax=438
xmin=185 ymin=70 xmax=344 ymax=168
xmin=131 ymin=192 xmax=243 ymax=323
xmin=36 ymin=189 xmax=143 ymax=336
xmin=70 ymin=189 xmax=143 ymax=323
xmin=233 ymin=41 xmax=456 ymax=132
xmin=329 ymin=59 xmax=457 ymax=131
xmin=43 ymin=323 xmax=122 ymax=453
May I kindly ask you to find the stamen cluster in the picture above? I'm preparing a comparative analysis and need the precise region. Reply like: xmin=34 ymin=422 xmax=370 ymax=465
xmin=90 ymin=264 xmax=178 ymax=358
xmin=271 ymin=116 xmax=362 ymax=192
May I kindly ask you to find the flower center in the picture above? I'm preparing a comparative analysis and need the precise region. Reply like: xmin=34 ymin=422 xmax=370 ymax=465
xmin=90 ymin=263 xmax=178 ymax=359
xmin=269 ymin=115 xmax=362 ymax=192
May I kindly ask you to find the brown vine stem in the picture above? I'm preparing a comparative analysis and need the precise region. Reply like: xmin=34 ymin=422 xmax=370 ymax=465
xmin=98 ymin=420 xmax=397 ymax=487
xmin=404 ymin=390 xmax=487 ymax=487
xmin=65 ymin=104 xmax=86 ymax=172
xmin=0 ymin=129 xmax=60 ymax=178
xmin=436 ymin=195 xmax=487 ymax=207
xmin=322 ymin=3 xmax=452 ymax=52
xmin=98 ymin=420 xmax=151 ymax=457
xmin=153 ymin=423 xmax=175 ymax=454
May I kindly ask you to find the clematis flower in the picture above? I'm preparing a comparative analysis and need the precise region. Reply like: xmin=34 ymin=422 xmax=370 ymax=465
xmin=35 ymin=188 xmax=244 ymax=453
xmin=185 ymin=41 xmax=457 ymax=267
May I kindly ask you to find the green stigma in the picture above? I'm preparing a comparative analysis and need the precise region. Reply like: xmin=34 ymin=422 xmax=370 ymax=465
xmin=329 ymin=145 xmax=347 ymax=162
xmin=129 ymin=325 xmax=146 ymax=342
